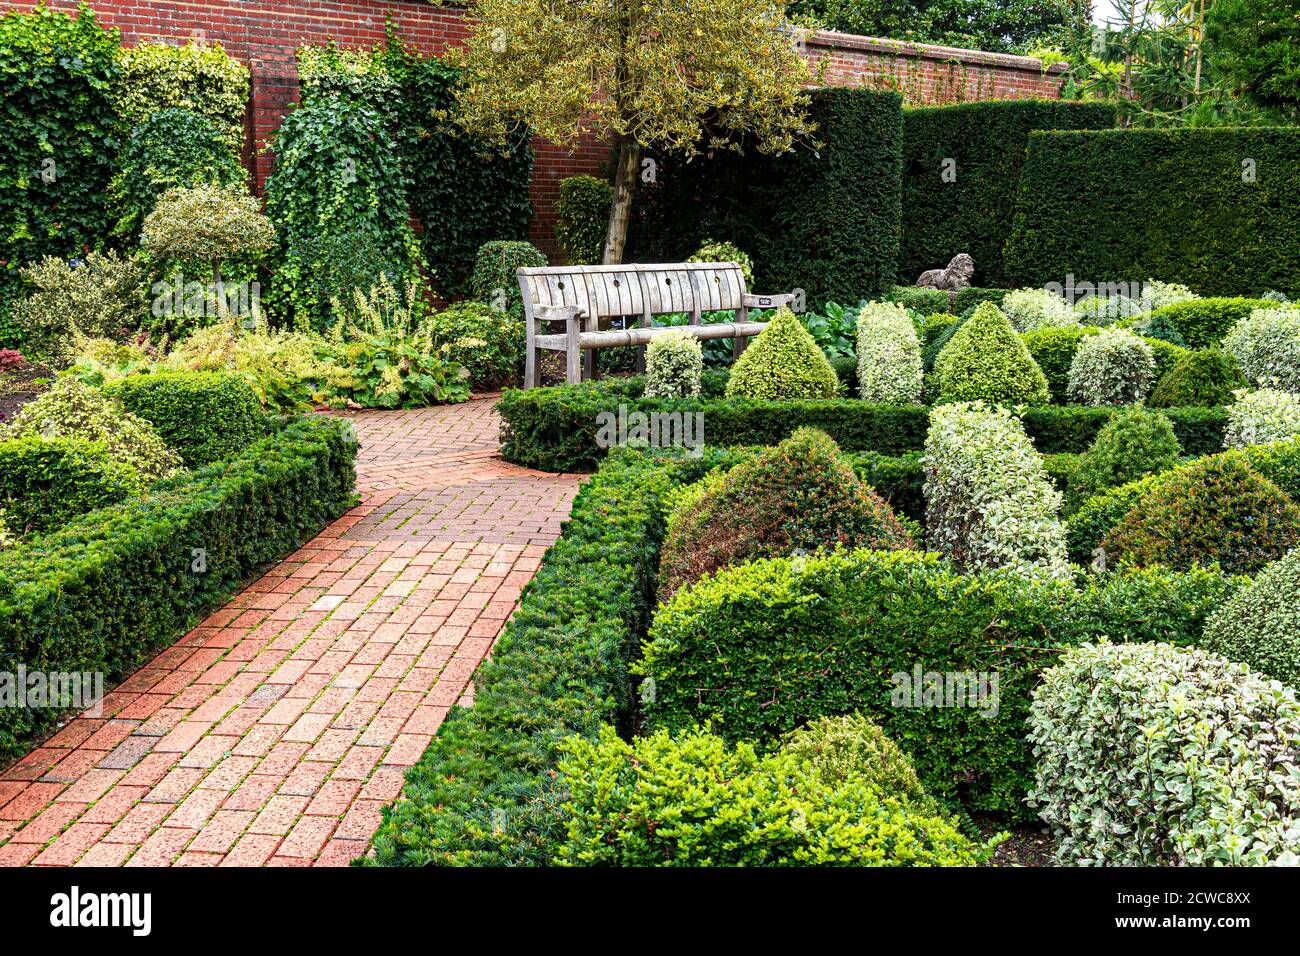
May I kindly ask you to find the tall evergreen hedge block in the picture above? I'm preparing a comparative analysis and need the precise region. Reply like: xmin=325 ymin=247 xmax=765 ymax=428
xmin=1006 ymin=127 xmax=1300 ymax=297
xmin=627 ymin=88 xmax=903 ymax=308
xmin=900 ymin=100 xmax=1115 ymax=287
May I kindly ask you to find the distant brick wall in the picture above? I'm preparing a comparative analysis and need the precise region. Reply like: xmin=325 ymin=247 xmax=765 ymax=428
xmin=10 ymin=2 xmax=1065 ymax=259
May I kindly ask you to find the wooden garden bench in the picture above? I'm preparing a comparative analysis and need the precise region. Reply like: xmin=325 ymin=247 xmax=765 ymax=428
xmin=517 ymin=262 xmax=796 ymax=387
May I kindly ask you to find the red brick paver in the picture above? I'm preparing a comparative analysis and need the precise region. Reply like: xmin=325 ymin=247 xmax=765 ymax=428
xmin=0 ymin=398 xmax=580 ymax=866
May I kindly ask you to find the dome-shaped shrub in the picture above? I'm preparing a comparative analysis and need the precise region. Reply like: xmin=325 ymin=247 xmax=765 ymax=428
xmin=1102 ymin=452 xmax=1300 ymax=574
xmin=3 ymin=377 xmax=182 ymax=482
xmin=1000 ymin=288 xmax=1076 ymax=332
xmin=933 ymin=302 xmax=1050 ymax=406
xmin=1223 ymin=306 xmax=1300 ymax=392
xmin=855 ymin=302 xmax=922 ymax=404
xmin=1021 ymin=325 xmax=1099 ymax=402
xmin=725 ymin=306 xmax=839 ymax=401
xmin=1148 ymin=347 xmax=1248 ymax=408
xmin=657 ymin=427 xmax=913 ymax=601
xmin=1224 ymin=388 xmax=1300 ymax=449
xmin=1073 ymin=293 xmax=1141 ymax=325
xmin=924 ymin=401 xmax=1069 ymax=581
xmin=1068 ymin=407 xmax=1181 ymax=511
xmin=1140 ymin=279 xmax=1199 ymax=311
xmin=1066 ymin=327 xmax=1156 ymax=406
xmin=781 ymin=713 xmax=935 ymax=810
xmin=644 ymin=329 xmax=703 ymax=399
xmin=1203 ymin=551 xmax=1300 ymax=686
xmin=1145 ymin=297 xmax=1276 ymax=349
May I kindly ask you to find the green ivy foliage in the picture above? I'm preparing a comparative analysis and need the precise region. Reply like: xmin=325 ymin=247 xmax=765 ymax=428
xmin=110 ymin=107 xmax=244 ymax=241
xmin=264 ymin=96 xmax=422 ymax=329
xmin=297 ymin=33 xmax=533 ymax=296
xmin=555 ymin=175 xmax=612 ymax=265
xmin=115 ymin=39 xmax=249 ymax=152
xmin=0 ymin=4 xmax=122 ymax=344
xmin=900 ymin=100 xmax=1116 ymax=286
xmin=1006 ymin=129 xmax=1300 ymax=297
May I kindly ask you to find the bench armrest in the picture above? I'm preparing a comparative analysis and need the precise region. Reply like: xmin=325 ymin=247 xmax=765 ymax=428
xmin=742 ymin=292 xmax=796 ymax=309
xmin=534 ymin=304 xmax=586 ymax=322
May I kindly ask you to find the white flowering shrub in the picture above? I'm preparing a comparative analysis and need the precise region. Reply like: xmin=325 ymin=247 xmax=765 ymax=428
xmin=1000 ymin=288 xmax=1077 ymax=332
xmin=1028 ymin=641 xmax=1300 ymax=866
xmin=923 ymin=401 xmax=1070 ymax=582
xmin=1140 ymin=279 xmax=1199 ymax=311
xmin=1066 ymin=327 xmax=1156 ymax=406
xmin=644 ymin=329 xmax=703 ymax=399
xmin=1223 ymin=306 xmax=1300 ymax=392
xmin=1225 ymin=388 xmax=1300 ymax=449
xmin=855 ymin=302 xmax=922 ymax=404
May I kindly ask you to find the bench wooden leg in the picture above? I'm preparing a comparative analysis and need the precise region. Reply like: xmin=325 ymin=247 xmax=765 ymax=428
xmin=733 ymin=334 xmax=749 ymax=360
xmin=524 ymin=343 xmax=539 ymax=389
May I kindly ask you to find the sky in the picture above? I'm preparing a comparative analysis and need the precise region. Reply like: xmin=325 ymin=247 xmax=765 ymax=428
xmin=1093 ymin=0 xmax=1126 ymax=25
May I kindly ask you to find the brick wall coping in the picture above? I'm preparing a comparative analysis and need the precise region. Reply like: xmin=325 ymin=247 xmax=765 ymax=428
xmin=807 ymin=29 xmax=1067 ymax=74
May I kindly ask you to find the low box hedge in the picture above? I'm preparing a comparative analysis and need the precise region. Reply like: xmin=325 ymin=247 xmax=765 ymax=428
xmin=105 ymin=370 xmax=269 ymax=467
xmin=367 ymin=447 xmax=709 ymax=866
xmin=498 ymin=375 xmax=1228 ymax=472
xmin=637 ymin=550 xmax=1243 ymax=817
xmin=0 ymin=414 xmax=357 ymax=758
xmin=0 ymin=435 xmax=145 ymax=535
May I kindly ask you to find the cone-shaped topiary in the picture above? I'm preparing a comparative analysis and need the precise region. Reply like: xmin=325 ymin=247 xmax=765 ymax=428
xmin=1148 ymin=347 xmax=1248 ymax=408
xmin=1068 ymin=406 xmax=1181 ymax=511
xmin=1102 ymin=452 xmax=1300 ymax=574
xmin=657 ymin=427 xmax=913 ymax=602
xmin=933 ymin=302 xmax=1050 ymax=406
xmin=856 ymin=302 xmax=923 ymax=404
xmin=1202 ymin=551 xmax=1300 ymax=686
xmin=725 ymin=306 xmax=839 ymax=400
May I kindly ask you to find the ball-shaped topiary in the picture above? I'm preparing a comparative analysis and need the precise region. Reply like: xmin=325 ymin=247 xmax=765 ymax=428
xmin=855 ymin=302 xmax=923 ymax=404
xmin=924 ymin=401 xmax=1070 ymax=581
xmin=1000 ymin=288 xmax=1077 ymax=332
xmin=933 ymin=302 xmax=1050 ymax=406
xmin=657 ymin=427 xmax=913 ymax=602
xmin=1202 ymin=551 xmax=1300 ymax=687
xmin=469 ymin=240 xmax=547 ymax=312
xmin=725 ymin=307 xmax=839 ymax=401
xmin=1223 ymin=306 xmax=1300 ymax=392
xmin=1073 ymin=293 xmax=1142 ymax=325
xmin=1139 ymin=279 xmax=1199 ymax=311
xmin=780 ymin=713 xmax=936 ymax=810
xmin=1224 ymin=388 xmax=1300 ymax=449
xmin=1148 ymin=347 xmax=1248 ymax=408
xmin=644 ymin=329 xmax=704 ymax=399
xmin=1102 ymin=452 xmax=1300 ymax=574
xmin=688 ymin=238 xmax=754 ymax=285
xmin=1068 ymin=407 xmax=1181 ymax=511
xmin=1066 ymin=327 xmax=1156 ymax=406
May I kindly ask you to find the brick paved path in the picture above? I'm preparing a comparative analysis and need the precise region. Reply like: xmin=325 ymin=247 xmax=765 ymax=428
xmin=0 ymin=398 xmax=581 ymax=867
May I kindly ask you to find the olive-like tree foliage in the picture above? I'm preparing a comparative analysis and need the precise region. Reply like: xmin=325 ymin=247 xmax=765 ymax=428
xmin=441 ymin=0 xmax=817 ymax=263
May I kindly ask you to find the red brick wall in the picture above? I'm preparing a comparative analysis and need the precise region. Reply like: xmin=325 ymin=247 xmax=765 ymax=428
xmin=8 ymin=2 xmax=1065 ymax=258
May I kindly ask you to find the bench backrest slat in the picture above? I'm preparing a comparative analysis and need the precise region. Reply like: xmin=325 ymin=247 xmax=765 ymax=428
xmin=518 ymin=262 xmax=747 ymax=319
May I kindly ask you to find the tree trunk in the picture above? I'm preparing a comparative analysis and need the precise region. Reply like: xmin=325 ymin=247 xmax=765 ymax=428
xmin=602 ymin=136 xmax=641 ymax=265
xmin=213 ymin=260 xmax=227 ymax=319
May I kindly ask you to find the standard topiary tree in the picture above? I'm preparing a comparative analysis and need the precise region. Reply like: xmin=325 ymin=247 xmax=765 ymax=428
xmin=1202 ymin=551 xmax=1300 ymax=687
xmin=1103 ymin=452 xmax=1300 ymax=574
xmin=469 ymin=239 xmax=548 ymax=313
xmin=856 ymin=301 xmax=923 ymax=404
xmin=924 ymin=401 xmax=1070 ymax=581
xmin=1066 ymin=326 xmax=1156 ymax=406
xmin=1068 ymin=406 xmax=1181 ymax=511
xmin=1223 ymin=306 xmax=1300 ymax=392
xmin=933 ymin=302 xmax=1050 ymax=406
xmin=644 ymin=329 xmax=703 ymax=399
xmin=657 ymin=427 xmax=913 ymax=602
xmin=725 ymin=306 xmax=840 ymax=400
xmin=1224 ymin=387 xmax=1300 ymax=449
xmin=1148 ymin=347 xmax=1248 ymax=408
xmin=687 ymin=239 xmax=754 ymax=284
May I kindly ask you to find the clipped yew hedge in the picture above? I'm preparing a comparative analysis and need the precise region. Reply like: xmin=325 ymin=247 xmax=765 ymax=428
xmin=497 ymin=374 xmax=1228 ymax=472
xmin=0 ymin=415 xmax=357 ymax=758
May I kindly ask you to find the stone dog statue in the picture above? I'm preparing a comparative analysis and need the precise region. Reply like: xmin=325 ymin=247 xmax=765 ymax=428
xmin=916 ymin=253 xmax=975 ymax=293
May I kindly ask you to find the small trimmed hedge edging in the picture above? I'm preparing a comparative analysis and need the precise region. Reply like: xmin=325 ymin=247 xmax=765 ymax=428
xmin=0 ymin=415 xmax=357 ymax=758
xmin=498 ymin=375 xmax=1228 ymax=472
xmin=366 ymin=448 xmax=708 ymax=866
